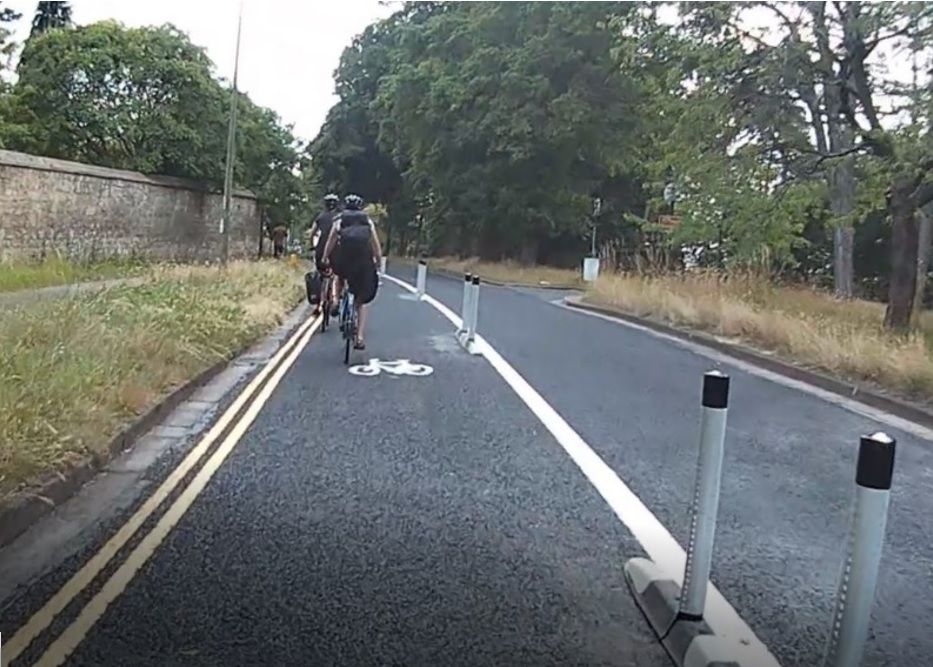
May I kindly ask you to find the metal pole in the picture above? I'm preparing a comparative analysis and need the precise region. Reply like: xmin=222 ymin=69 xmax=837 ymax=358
xmin=679 ymin=370 xmax=729 ymax=619
xmin=467 ymin=276 xmax=480 ymax=344
xmin=379 ymin=256 xmax=387 ymax=274
xmin=458 ymin=273 xmax=472 ymax=335
xmin=823 ymin=432 xmax=896 ymax=667
xmin=220 ymin=0 xmax=244 ymax=267
xmin=416 ymin=260 xmax=427 ymax=298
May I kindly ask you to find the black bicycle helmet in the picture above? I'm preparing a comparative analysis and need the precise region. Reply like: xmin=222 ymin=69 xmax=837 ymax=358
xmin=344 ymin=194 xmax=364 ymax=210
xmin=323 ymin=193 xmax=340 ymax=210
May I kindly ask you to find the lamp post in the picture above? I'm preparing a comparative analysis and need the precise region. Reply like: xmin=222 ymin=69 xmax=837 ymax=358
xmin=220 ymin=0 xmax=244 ymax=267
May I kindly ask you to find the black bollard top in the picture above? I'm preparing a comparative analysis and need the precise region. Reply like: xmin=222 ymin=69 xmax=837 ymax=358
xmin=472 ymin=276 xmax=481 ymax=285
xmin=856 ymin=432 xmax=896 ymax=490
xmin=465 ymin=273 xmax=472 ymax=282
xmin=702 ymin=370 xmax=730 ymax=409
xmin=419 ymin=259 xmax=427 ymax=266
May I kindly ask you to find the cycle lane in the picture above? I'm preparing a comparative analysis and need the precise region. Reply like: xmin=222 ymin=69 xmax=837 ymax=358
xmin=16 ymin=279 xmax=669 ymax=667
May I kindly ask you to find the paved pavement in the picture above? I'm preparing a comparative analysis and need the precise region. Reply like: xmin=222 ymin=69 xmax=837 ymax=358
xmin=3 ymin=265 xmax=931 ymax=667
xmin=1 ymin=278 xmax=668 ymax=667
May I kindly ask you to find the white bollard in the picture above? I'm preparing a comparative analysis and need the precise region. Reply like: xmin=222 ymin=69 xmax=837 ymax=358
xmin=458 ymin=273 xmax=473 ymax=335
xmin=379 ymin=256 xmax=387 ymax=274
xmin=467 ymin=276 xmax=480 ymax=344
xmin=823 ymin=432 xmax=896 ymax=667
xmin=583 ymin=256 xmax=600 ymax=282
xmin=679 ymin=370 xmax=729 ymax=620
xmin=416 ymin=260 xmax=427 ymax=298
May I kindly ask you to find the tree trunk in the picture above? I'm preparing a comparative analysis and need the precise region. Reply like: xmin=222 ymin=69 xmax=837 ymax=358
xmin=884 ymin=178 xmax=920 ymax=331
xmin=911 ymin=205 xmax=933 ymax=326
xmin=519 ymin=237 xmax=539 ymax=266
xmin=833 ymin=224 xmax=855 ymax=297
xmin=827 ymin=134 xmax=856 ymax=298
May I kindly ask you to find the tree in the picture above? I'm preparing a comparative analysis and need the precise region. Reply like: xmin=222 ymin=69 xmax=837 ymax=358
xmin=0 ymin=2 xmax=23 ymax=148
xmin=236 ymin=96 xmax=306 ymax=228
xmin=314 ymin=1 xmax=648 ymax=263
xmin=9 ymin=21 xmax=228 ymax=181
xmin=671 ymin=2 xmax=861 ymax=294
xmin=29 ymin=1 xmax=71 ymax=38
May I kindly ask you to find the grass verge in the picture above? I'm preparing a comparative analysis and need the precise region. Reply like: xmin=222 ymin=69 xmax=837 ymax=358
xmin=0 ymin=256 xmax=147 ymax=293
xmin=419 ymin=256 xmax=583 ymax=288
xmin=587 ymin=271 xmax=933 ymax=403
xmin=0 ymin=259 xmax=305 ymax=499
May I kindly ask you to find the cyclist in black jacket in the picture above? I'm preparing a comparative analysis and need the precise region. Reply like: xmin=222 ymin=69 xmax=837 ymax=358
xmin=321 ymin=194 xmax=382 ymax=350
xmin=308 ymin=193 xmax=340 ymax=316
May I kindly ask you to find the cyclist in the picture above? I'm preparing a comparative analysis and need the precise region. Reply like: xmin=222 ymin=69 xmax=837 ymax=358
xmin=307 ymin=193 xmax=341 ymax=316
xmin=321 ymin=193 xmax=382 ymax=350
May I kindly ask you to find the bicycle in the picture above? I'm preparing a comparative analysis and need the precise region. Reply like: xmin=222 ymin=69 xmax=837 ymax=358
xmin=337 ymin=282 xmax=359 ymax=365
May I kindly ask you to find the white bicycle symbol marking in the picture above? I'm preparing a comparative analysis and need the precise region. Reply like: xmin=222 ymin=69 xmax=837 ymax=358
xmin=348 ymin=358 xmax=434 ymax=377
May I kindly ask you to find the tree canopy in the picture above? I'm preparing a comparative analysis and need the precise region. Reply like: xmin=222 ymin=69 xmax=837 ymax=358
xmin=309 ymin=0 xmax=933 ymax=329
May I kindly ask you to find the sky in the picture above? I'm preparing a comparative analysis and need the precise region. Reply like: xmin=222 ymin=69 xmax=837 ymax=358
xmin=5 ymin=0 xmax=398 ymax=143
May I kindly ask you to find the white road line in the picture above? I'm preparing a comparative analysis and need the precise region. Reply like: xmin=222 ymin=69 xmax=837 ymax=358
xmin=557 ymin=299 xmax=933 ymax=442
xmin=383 ymin=273 xmax=781 ymax=667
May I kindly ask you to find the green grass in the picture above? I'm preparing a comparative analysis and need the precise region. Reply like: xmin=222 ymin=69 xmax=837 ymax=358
xmin=0 ymin=257 xmax=147 ymax=293
xmin=0 ymin=260 xmax=305 ymax=499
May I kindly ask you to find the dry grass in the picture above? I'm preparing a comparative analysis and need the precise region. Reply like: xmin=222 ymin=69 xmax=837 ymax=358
xmin=0 ymin=256 xmax=146 ymax=293
xmin=424 ymin=256 xmax=583 ymax=288
xmin=0 ymin=259 xmax=304 ymax=498
xmin=587 ymin=271 xmax=933 ymax=402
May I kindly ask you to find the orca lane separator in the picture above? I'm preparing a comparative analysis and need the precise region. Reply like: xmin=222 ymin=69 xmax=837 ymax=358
xmin=382 ymin=272 xmax=781 ymax=667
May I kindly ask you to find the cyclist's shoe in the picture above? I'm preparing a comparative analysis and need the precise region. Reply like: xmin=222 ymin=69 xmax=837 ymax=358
xmin=330 ymin=303 xmax=339 ymax=317
xmin=354 ymin=339 xmax=366 ymax=350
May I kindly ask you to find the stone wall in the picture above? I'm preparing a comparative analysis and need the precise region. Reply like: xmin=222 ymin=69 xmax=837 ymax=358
xmin=0 ymin=150 xmax=264 ymax=263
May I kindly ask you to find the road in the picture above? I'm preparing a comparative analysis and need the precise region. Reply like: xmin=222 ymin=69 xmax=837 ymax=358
xmin=1 ymin=266 xmax=931 ymax=666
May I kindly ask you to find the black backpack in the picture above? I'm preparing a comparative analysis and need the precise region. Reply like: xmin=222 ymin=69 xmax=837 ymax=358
xmin=338 ymin=215 xmax=372 ymax=263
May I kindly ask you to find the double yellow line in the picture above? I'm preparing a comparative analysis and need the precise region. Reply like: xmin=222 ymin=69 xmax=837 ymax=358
xmin=5 ymin=313 xmax=322 ymax=667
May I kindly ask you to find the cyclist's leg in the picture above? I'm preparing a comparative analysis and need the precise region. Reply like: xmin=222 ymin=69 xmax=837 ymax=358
xmin=315 ymin=259 xmax=325 ymax=306
xmin=333 ymin=275 xmax=345 ymax=316
xmin=355 ymin=302 xmax=368 ymax=348
xmin=350 ymin=264 xmax=376 ymax=348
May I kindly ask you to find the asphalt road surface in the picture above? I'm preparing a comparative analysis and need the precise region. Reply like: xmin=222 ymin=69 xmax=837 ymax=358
xmin=2 ymin=267 xmax=931 ymax=666
xmin=2 ymin=278 xmax=668 ymax=667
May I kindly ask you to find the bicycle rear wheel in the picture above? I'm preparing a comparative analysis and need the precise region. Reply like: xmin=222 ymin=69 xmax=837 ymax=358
xmin=343 ymin=299 xmax=358 ymax=365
